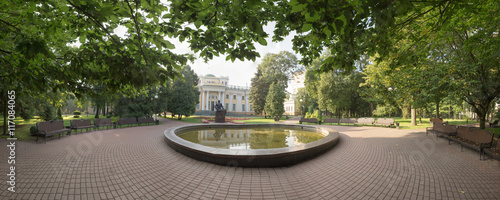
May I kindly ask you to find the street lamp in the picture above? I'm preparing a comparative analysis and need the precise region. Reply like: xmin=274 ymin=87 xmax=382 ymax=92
xmin=300 ymin=99 xmax=304 ymax=117
xmin=154 ymin=95 xmax=158 ymax=122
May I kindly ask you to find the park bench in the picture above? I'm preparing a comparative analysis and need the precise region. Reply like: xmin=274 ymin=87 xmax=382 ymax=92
xmin=375 ymin=118 xmax=395 ymax=127
xmin=299 ymin=118 xmax=318 ymax=124
xmin=117 ymin=118 xmax=139 ymax=127
xmin=489 ymin=119 xmax=499 ymax=127
xmin=340 ymin=118 xmax=357 ymax=125
xmin=484 ymin=136 xmax=500 ymax=161
xmin=36 ymin=120 xmax=71 ymax=143
xmin=94 ymin=118 xmax=116 ymax=129
xmin=449 ymin=126 xmax=493 ymax=160
xmin=426 ymin=122 xmax=457 ymax=139
xmin=70 ymin=119 xmax=96 ymax=133
xmin=320 ymin=118 xmax=340 ymax=125
xmin=138 ymin=117 xmax=159 ymax=125
xmin=356 ymin=118 xmax=375 ymax=126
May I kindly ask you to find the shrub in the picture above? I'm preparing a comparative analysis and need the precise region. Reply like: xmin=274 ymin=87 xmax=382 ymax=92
xmin=73 ymin=115 xmax=80 ymax=118
xmin=30 ymin=126 xmax=38 ymax=136
xmin=40 ymin=102 xmax=55 ymax=121
xmin=73 ymin=111 xmax=81 ymax=115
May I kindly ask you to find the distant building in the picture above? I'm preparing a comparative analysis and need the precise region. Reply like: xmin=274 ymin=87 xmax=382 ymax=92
xmin=197 ymin=74 xmax=253 ymax=114
xmin=284 ymin=71 xmax=305 ymax=116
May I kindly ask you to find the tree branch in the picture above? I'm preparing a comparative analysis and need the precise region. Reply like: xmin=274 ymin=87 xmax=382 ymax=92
xmin=126 ymin=0 xmax=148 ymax=65
xmin=66 ymin=0 xmax=125 ymax=57
xmin=0 ymin=18 xmax=22 ymax=32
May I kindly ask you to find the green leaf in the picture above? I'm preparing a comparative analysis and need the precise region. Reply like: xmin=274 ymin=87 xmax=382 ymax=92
xmin=79 ymin=35 xmax=86 ymax=44
xmin=291 ymin=3 xmax=307 ymax=13
xmin=194 ymin=20 xmax=202 ymax=29
xmin=257 ymin=37 xmax=267 ymax=45
xmin=100 ymin=6 xmax=114 ymax=17
xmin=302 ymin=23 xmax=312 ymax=32
xmin=323 ymin=26 xmax=331 ymax=37
xmin=164 ymin=40 xmax=175 ymax=49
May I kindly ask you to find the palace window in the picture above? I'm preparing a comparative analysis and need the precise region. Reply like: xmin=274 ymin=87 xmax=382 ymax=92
xmin=225 ymin=103 xmax=229 ymax=110
xmin=250 ymin=105 xmax=253 ymax=111
xmin=233 ymin=95 xmax=236 ymax=99
xmin=242 ymin=96 xmax=245 ymax=100
xmin=232 ymin=104 xmax=236 ymax=111
xmin=226 ymin=94 xmax=229 ymax=99
xmin=242 ymin=104 xmax=245 ymax=111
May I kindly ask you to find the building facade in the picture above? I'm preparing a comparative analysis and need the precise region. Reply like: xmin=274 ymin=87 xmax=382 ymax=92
xmin=197 ymin=74 xmax=254 ymax=115
xmin=284 ymin=71 xmax=305 ymax=116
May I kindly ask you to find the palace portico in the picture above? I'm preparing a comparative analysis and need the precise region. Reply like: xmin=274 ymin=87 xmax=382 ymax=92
xmin=197 ymin=74 xmax=253 ymax=114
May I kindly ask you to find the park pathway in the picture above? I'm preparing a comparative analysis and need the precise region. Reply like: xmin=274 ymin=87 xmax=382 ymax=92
xmin=1 ymin=118 xmax=499 ymax=199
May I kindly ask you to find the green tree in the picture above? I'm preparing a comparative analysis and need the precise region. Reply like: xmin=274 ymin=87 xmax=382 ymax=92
xmin=249 ymin=51 xmax=300 ymax=117
xmin=264 ymin=83 xmax=286 ymax=121
xmin=168 ymin=66 xmax=200 ymax=120
xmin=249 ymin=69 xmax=270 ymax=116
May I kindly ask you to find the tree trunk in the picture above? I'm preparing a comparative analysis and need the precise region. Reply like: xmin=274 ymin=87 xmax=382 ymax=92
xmin=369 ymin=102 xmax=374 ymax=117
xmin=436 ymin=101 xmax=440 ymax=118
xmin=411 ymin=106 xmax=416 ymax=126
xmin=95 ymin=106 xmax=100 ymax=118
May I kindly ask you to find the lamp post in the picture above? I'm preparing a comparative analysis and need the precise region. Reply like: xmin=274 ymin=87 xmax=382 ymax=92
xmin=154 ymin=95 xmax=158 ymax=122
xmin=300 ymin=99 xmax=304 ymax=117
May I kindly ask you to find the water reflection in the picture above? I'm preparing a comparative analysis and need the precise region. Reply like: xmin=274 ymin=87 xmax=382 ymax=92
xmin=178 ymin=127 xmax=324 ymax=149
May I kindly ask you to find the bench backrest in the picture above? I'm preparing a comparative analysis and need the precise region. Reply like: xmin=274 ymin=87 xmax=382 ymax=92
xmin=323 ymin=118 xmax=340 ymax=123
xmin=303 ymin=118 xmax=317 ymax=123
xmin=441 ymin=124 xmax=457 ymax=134
xmin=118 ymin=118 xmax=137 ymax=124
xmin=95 ymin=118 xmax=113 ymax=126
xmin=70 ymin=119 xmax=92 ymax=128
xmin=430 ymin=118 xmax=444 ymax=124
xmin=341 ymin=118 xmax=356 ymax=123
xmin=138 ymin=117 xmax=155 ymax=123
xmin=357 ymin=118 xmax=375 ymax=124
xmin=377 ymin=118 xmax=395 ymax=124
xmin=37 ymin=120 xmax=65 ymax=132
xmin=457 ymin=126 xmax=492 ymax=144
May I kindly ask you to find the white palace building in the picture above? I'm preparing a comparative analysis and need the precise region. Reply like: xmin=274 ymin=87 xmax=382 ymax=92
xmin=196 ymin=74 xmax=254 ymax=115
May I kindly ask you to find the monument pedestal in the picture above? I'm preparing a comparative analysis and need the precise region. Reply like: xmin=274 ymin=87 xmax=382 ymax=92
xmin=215 ymin=111 xmax=226 ymax=123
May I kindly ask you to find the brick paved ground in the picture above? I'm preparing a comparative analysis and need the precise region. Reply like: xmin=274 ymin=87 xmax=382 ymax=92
xmin=1 ymin=118 xmax=499 ymax=199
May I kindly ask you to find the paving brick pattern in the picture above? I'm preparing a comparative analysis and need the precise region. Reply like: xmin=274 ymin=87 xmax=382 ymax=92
xmin=1 ymin=118 xmax=500 ymax=199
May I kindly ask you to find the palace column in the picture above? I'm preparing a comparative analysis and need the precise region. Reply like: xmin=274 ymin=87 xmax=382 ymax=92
xmin=201 ymin=88 xmax=205 ymax=110
xmin=222 ymin=91 xmax=225 ymax=106
xmin=237 ymin=93 xmax=241 ymax=112
xmin=218 ymin=91 xmax=221 ymax=102
xmin=205 ymin=90 xmax=210 ymax=111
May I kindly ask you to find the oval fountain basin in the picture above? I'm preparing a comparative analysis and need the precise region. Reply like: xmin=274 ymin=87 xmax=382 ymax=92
xmin=164 ymin=124 xmax=339 ymax=167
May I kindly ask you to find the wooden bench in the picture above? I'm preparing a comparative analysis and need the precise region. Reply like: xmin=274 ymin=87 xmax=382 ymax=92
xmin=489 ymin=119 xmax=499 ymax=127
xmin=299 ymin=118 xmax=318 ymax=124
xmin=426 ymin=123 xmax=458 ymax=142
xmin=138 ymin=117 xmax=159 ymax=125
xmin=36 ymin=120 xmax=71 ymax=143
xmin=94 ymin=118 xmax=116 ymax=129
xmin=117 ymin=118 xmax=139 ymax=127
xmin=320 ymin=118 xmax=340 ymax=125
xmin=375 ymin=118 xmax=395 ymax=127
xmin=484 ymin=136 xmax=500 ymax=161
xmin=340 ymin=118 xmax=357 ymax=125
xmin=70 ymin=119 xmax=96 ymax=133
xmin=356 ymin=118 xmax=375 ymax=126
xmin=449 ymin=126 xmax=493 ymax=160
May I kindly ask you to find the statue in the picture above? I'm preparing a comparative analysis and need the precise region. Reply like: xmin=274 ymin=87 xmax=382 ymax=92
xmin=214 ymin=100 xmax=225 ymax=112
xmin=214 ymin=100 xmax=226 ymax=123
